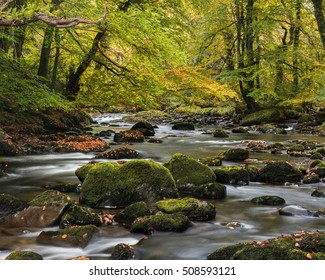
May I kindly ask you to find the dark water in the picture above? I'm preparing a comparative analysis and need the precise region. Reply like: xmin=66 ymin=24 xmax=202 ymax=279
xmin=0 ymin=114 xmax=324 ymax=260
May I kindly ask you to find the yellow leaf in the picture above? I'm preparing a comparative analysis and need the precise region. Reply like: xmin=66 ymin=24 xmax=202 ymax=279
xmin=61 ymin=234 xmax=68 ymax=239
xmin=306 ymin=253 xmax=312 ymax=259
xmin=295 ymin=243 xmax=300 ymax=247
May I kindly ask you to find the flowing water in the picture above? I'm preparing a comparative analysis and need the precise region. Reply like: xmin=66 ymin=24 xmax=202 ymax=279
xmin=0 ymin=114 xmax=324 ymax=260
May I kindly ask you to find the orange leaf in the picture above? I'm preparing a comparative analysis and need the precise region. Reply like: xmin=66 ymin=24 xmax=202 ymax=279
xmin=295 ymin=243 xmax=300 ymax=247
xmin=61 ymin=234 xmax=68 ymax=239
xmin=306 ymin=253 xmax=312 ymax=259
xmin=83 ymin=233 xmax=88 ymax=239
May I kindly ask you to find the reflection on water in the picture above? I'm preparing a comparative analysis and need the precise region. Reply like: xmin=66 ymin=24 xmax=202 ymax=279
xmin=0 ymin=114 xmax=324 ymax=259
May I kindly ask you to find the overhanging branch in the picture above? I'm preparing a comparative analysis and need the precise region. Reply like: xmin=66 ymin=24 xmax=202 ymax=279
xmin=0 ymin=4 xmax=107 ymax=28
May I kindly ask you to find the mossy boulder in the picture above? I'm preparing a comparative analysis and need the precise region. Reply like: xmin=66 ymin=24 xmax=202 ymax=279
xmin=42 ymin=182 xmax=81 ymax=193
xmin=221 ymin=148 xmax=249 ymax=161
xmin=5 ymin=251 xmax=43 ymax=260
xmin=311 ymin=190 xmax=325 ymax=198
xmin=240 ymin=109 xmax=286 ymax=126
xmin=163 ymin=153 xmax=216 ymax=193
xmin=1 ymin=190 xmax=72 ymax=228
xmin=171 ymin=122 xmax=195 ymax=130
xmin=193 ymin=183 xmax=226 ymax=200
xmin=313 ymin=167 xmax=325 ymax=178
xmin=303 ymin=175 xmax=320 ymax=184
xmin=231 ymin=127 xmax=247 ymax=133
xmin=75 ymin=163 xmax=96 ymax=182
xmin=95 ymin=147 xmax=139 ymax=160
xmin=298 ymin=114 xmax=314 ymax=124
xmin=214 ymin=166 xmax=249 ymax=185
xmin=251 ymin=196 xmax=286 ymax=206
xmin=245 ymin=165 xmax=259 ymax=182
xmin=257 ymin=161 xmax=302 ymax=184
xmin=79 ymin=160 xmax=178 ymax=208
xmin=113 ymin=130 xmax=145 ymax=143
xmin=36 ymin=225 xmax=99 ymax=248
xmin=278 ymin=205 xmax=318 ymax=217
xmin=0 ymin=193 xmax=27 ymax=218
xmin=59 ymin=204 xmax=101 ymax=229
xmin=311 ymin=152 xmax=323 ymax=160
xmin=198 ymin=156 xmax=222 ymax=167
xmin=131 ymin=121 xmax=155 ymax=136
xmin=155 ymin=197 xmax=216 ymax=221
xmin=213 ymin=129 xmax=229 ymax=138
xmin=112 ymin=243 xmax=135 ymax=260
xmin=208 ymin=232 xmax=325 ymax=260
xmin=310 ymin=159 xmax=325 ymax=168
xmin=130 ymin=213 xmax=191 ymax=234
xmin=114 ymin=201 xmax=152 ymax=225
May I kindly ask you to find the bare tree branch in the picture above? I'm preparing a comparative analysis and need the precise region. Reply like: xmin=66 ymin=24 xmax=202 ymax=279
xmin=0 ymin=4 xmax=107 ymax=28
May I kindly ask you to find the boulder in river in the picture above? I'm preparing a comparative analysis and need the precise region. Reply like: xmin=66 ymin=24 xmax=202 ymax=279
xmin=95 ymin=147 xmax=139 ymax=160
xmin=1 ymin=190 xmax=72 ymax=227
xmin=311 ymin=190 xmax=325 ymax=198
xmin=79 ymin=160 xmax=178 ymax=208
xmin=114 ymin=201 xmax=152 ymax=225
xmin=214 ymin=166 xmax=249 ymax=185
xmin=240 ymin=108 xmax=286 ymax=126
xmin=251 ymin=196 xmax=286 ymax=206
xmin=75 ymin=162 xmax=97 ymax=182
xmin=278 ymin=205 xmax=319 ymax=217
xmin=130 ymin=213 xmax=191 ymax=234
xmin=171 ymin=122 xmax=195 ymax=130
xmin=257 ymin=161 xmax=302 ymax=184
xmin=37 ymin=225 xmax=99 ymax=248
xmin=303 ymin=175 xmax=320 ymax=184
xmin=163 ymin=153 xmax=216 ymax=193
xmin=59 ymin=204 xmax=101 ymax=229
xmin=213 ymin=129 xmax=229 ymax=138
xmin=221 ymin=148 xmax=249 ymax=161
xmin=155 ymin=197 xmax=216 ymax=221
xmin=5 ymin=251 xmax=43 ymax=260
xmin=131 ymin=121 xmax=155 ymax=136
xmin=207 ymin=231 xmax=325 ymax=260
xmin=113 ymin=130 xmax=145 ymax=143
xmin=112 ymin=243 xmax=135 ymax=260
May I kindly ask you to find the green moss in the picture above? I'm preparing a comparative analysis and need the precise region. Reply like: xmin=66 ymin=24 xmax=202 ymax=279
xmin=155 ymin=197 xmax=216 ymax=221
xmin=59 ymin=204 xmax=101 ymax=228
xmin=114 ymin=201 xmax=152 ymax=224
xmin=75 ymin=163 xmax=97 ymax=182
xmin=310 ymin=159 xmax=325 ymax=168
xmin=28 ymin=190 xmax=71 ymax=207
xmin=303 ymin=175 xmax=320 ymax=184
xmin=313 ymin=167 xmax=325 ymax=178
xmin=130 ymin=213 xmax=191 ymax=233
xmin=112 ymin=243 xmax=135 ymax=260
xmin=222 ymin=148 xmax=249 ymax=161
xmin=251 ymin=196 xmax=285 ymax=206
xmin=213 ymin=129 xmax=229 ymax=138
xmin=198 ymin=156 xmax=222 ymax=167
xmin=214 ymin=166 xmax=249 ymax=185
xmin=193 ymin=183 xmax=226 ymax=200
xmin=298 ymin=114 xmax=314 ymax=123
xmin=80 ymin=160 xmax=178 ymax=208
xmin=163 ymin=153 xmax=216 ymax=192
xmin=240 ymin=109 xmax=286 ymax=126
xmin=311 ymin=153 xmax=323 ymax=160
xmin=245 ymin=165 xmax=259 ymax=182
xmin=0 ymin=193 xmax=26 ymax=216
xmin=5 ymin=251 xmax=43 ymax=260
xmin=257 ymin=161 xmax=302 ymax=184
xmin=208 ymin=232 xmax=325 ymax=260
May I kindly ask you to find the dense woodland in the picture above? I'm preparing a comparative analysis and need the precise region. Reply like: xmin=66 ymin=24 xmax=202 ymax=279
xmin=0 ymin=0 xmax=324 ymax=115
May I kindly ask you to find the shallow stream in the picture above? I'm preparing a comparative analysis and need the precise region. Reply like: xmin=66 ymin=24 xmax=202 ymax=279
xmin=0 ymin=114 xmax=324 ymax=260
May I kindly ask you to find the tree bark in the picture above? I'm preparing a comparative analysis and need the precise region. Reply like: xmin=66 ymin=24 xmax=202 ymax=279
xmin=37 ymin=27 xmax=54 ymax=77
xmin=312 ymin=0 xmax=325 ymax=49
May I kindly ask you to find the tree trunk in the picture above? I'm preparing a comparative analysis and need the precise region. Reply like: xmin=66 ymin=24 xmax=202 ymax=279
xmin=12 ymin=27 xmax=26 ymax=59
xmin=66 ymin=31 xmax=106 ymax=100
xmin=312 ymin=0 xmax=325 ymax=49
xmin=292 ymin=0 xmax=301 ymax=92
xmin=51 ymin=29 xmax=60 ymax=90
xmin=37 ymin=27 xmax=54 ymax=78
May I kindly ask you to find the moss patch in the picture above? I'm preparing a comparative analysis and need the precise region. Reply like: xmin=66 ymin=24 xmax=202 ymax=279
xmin=0 ymin=193 xmax=27 ymax=217
xmin=5 ymin=251 xmax=43 ymax=260
xmin=251 ymin=196 xmax=286 ymax=206
xmin=214 ymin=166 xmax=249 ymax=185
xmin=240 ymin=109 xmax=286 ymax=126
xmin=114 ymin=201 xmax=152 ymax=224
xmin=221 ymin=148 xmax=249 ymax=161
xmin=155 ymin=197 xmax=216 ymax=221
xmin=193 ymin=183 xmax=226 ymax=200
xmin=28 ymin=190 xmax=71 ymax=207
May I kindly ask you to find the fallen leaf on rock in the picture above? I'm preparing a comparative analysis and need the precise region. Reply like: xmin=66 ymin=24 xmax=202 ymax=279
xmin=306 ymin=253 xmax=312 ymax=259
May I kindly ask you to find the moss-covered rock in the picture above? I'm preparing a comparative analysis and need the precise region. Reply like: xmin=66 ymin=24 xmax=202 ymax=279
xmin=240 ymin=109 xmax=286 ymax=126
xmin=311 ymin=167 xmax=325 ymax=178
xmin=112 ymin=243 xmax=135 ymax=260
xmin=114 ymin=201 xmax=152 ymax=225
xmin=231 ymin=127 xmax=247 ymax=133
xmin=208 ymin=231 xmax=325 ymax=260
xmin=311 ymin=190 xmax=325 ymax=198
xmin=245 ymin=165 xmax=259 ymax=182
xmin=313 ymin=147 xmax=325 ymax=156
xmin=298 ymin=114 xmax=314 ymax=124
xmin=5 ymin=251 xmax=43 ymax=260
xmin=131 ymin=121 xmax=155 ymax=136
xmin=287 ymin=144 xmax=307 ymax=157
xmin=95 ymin=147 xmax=139 ymax=160
xmin=28 ymin=190 xmax=71 ymax=207
xmin=278 ymin=205 xmax=318 ymax=217
xmin=221 ymin=148 xmax=249 ymax=161
xmin=251 ymin=196 xmax=285 ymax=206
xmin=130 ymin=213 xmax=191 ymax=234
xmin=303 ymin=175 xmax=320 ymax=184
xmin=75 ymin=163 xmax=96 ymax=182
xmin=171 ymin=122 xmax=195 ymax=130
xmin=163 ymin=153 xmax=216 ymax=193
xmin=113 ymin=130 xmax=145 ymax=143
xmin=36 ymin=225 xmax=99 ymax=248
xmin=310 ymin=159 xmax=325 ymax=168
xmin=213 ymin=129 xmax=229 ymax=138
xmin=193 ymin=183 xmax=226 ymax=200
xmin=257 ymin=161 xmax=302 ymax=184
xmin=214 ymin=166 xmax=249 ymax=185
xmin=311 ymin=152 xmax=323 ymax=160
xmin=42 ymin=183 xmax=81 ymax=193
xmin=155 ymin=197 xmax=216 ymax=221
xmin=0 ymin=193 xmax=27 ymax=218
xmin=59 ymin=204 xmax=101 ymax=229
xmin=268 ymin=142 xmax=285 ymax=154
xmin=79 ymin=160 xmax=178 ymax=208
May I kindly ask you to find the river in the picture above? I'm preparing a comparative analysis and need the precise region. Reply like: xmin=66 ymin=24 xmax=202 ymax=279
xmin=0 ymin=113 xmax=324 ymax=260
